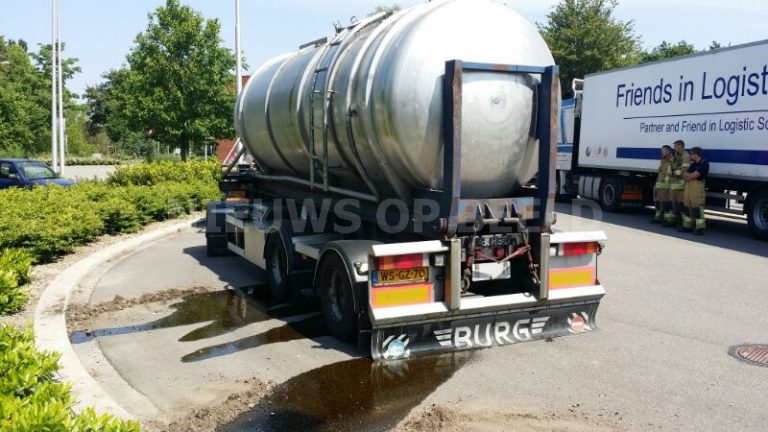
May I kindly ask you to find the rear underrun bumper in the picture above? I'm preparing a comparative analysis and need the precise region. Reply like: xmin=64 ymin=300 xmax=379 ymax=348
xmin=370 ymin=286 xmax=602 ymax=361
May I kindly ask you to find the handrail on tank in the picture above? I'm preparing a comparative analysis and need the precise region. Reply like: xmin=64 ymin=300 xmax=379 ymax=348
xmin=440 ymin=60 xmax=559 ymax=237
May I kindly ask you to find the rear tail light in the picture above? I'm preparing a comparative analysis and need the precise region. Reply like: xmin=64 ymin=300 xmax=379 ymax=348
xmin=225 ymin=190 xmax=246 ymax=202
xmin=562 ymin=242 xmax=598 ymax=256
xmin=376 ymin=253 xmax=428 ymax=271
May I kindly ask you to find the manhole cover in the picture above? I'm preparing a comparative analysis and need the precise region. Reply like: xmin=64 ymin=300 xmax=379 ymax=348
xmin=729 ymin=344 xmax=768 ymax=367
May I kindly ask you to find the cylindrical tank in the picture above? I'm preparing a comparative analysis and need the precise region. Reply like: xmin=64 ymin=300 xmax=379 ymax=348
xmin=235 ymin=0 xmax=554 ymax=200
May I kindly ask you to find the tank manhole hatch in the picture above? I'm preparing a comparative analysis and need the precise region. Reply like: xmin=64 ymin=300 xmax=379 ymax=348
xmin=729 ymin=344 xmax=768 ymax=367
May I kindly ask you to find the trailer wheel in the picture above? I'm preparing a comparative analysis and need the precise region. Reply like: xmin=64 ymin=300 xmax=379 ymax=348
xmin=599 ymin=177 xmax=622 ymax=212
xmin=747 ymin=188 xmax=768 ymax=241
xmin=265 ymin=235 xmax=291 ymax=301
xmin=318 ymin=254 xmax=356 ymax=342
xmin=555 ymin=171 xmax=567 ymax=202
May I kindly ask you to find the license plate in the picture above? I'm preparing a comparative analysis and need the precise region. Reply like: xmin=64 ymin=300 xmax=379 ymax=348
xmin=472 ymin=261 xmax=511 ymax=281
xmin=373 ymin=267 xmax=429 ymax=286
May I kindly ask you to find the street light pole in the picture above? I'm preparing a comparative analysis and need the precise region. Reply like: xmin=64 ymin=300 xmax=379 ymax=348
xmin=56 ymin=0 xmax=65 ymax=175
xmin=235 ymin=0 xmax=242 ymax=95
xmin=51 ymin=0 xmax=58 ymax=172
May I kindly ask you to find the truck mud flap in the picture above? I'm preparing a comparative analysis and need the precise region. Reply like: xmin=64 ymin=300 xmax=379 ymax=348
xmin=371 ymin=302 xmax=599 ymax=361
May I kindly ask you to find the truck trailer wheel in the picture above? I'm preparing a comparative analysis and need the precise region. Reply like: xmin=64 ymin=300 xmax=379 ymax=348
xmin=599 ymin=177 xmax=622 ymax=212
xmin=747 ymin=188 xmax=768 ymax=241
xmin=265 ymin=235 xmax=291 ymax=301
xmin=318 ymin=254 xmax=357 ymax=342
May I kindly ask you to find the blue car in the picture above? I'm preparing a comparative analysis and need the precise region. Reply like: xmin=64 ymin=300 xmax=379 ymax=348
xmin=0 ymin=159 xmax=75 ymax=189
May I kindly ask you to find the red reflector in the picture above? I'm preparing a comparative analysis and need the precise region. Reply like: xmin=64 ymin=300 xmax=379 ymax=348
xmin=562 ymin=242 xmax=597 ymax=256
xmin=225 ymin=190 xmax=246 ymax=202
xmin=494 ymin=247 xmax=506 ymax=258
xmin=377 ymin=253 xmax=426 ymax=271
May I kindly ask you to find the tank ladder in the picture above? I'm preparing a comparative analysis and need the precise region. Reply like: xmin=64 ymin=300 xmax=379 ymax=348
xmin=308 ymin=40 xmax=343 ymax=192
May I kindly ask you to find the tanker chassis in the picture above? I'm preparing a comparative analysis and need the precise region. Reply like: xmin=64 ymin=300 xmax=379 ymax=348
xmin=206 ymin=1 xmax=606 ymax=360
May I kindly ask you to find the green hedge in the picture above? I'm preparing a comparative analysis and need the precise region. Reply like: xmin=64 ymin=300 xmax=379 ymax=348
xmin=0 ymin=161 xmax=221 ymax=264
xmin=107 ymin=160 xmax=221 ymax=186
xmin=0 ymin=325 xmax=141 ymax=431
xmin=0 ymin=249 xmax=32 ymax=315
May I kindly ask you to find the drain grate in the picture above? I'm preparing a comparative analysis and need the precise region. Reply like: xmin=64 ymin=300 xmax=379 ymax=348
xmin=729 ymin=344 xmax=768 ymax=367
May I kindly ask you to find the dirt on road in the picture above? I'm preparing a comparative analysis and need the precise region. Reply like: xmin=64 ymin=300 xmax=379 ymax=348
xmin=398 ymin=404 xmax=619 ymax=432
xmin=67 ymin=286 xmax=211 ymax=331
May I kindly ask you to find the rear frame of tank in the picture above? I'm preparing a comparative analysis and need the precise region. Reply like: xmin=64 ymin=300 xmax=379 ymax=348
xmin=234 ymin=0 xmax=558 ymax=203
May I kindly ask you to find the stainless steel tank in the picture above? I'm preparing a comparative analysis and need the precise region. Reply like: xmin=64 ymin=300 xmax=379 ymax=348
xmin=235 ymin=0 xmax=554 ymax=200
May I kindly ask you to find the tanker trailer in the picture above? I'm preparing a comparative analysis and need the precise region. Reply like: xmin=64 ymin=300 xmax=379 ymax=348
xmin=206 ymin=0 xmax=607 ymax=360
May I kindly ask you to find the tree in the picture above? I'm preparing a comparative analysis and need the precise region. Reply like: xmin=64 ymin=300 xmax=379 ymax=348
xmin=368 ymin=5 xmax=401 ymax=16
xmin=538 ymin=0 xmax=641 ymax=96
xmin=641 ymin=40 xmax=696 ymax=63
xmin=0 ymin=37 xmax=79 ymax=157
xmin=708 ymin=41 xmax=731 ymax=51
xmin=107 ymin=0 xmax=236 ymax=160
xmin=84 ymin=69 xmax=129 ymax=139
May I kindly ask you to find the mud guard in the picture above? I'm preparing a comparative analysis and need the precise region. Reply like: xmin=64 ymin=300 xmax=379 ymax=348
xmin=371 ymin=301 xmax=599 ymax=361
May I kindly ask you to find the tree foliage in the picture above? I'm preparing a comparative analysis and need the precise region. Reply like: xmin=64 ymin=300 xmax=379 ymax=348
xmin=538 ymin=0 xmax=641 ymax=95
xmin=104 ymin=0 xmax=236 ymax=160
xmin=640 ymin=40 xmax=696 ymax=63
xmin=84 ymin=69 xmax=129 ymax=140
xmin=0 ymin=37 xmax=81 ymax=157
xmin=368 ymin=5 xmax=401 ymax=16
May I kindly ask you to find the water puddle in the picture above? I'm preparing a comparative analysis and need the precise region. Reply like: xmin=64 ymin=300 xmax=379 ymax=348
xmin=181 ymin=313 xmax=328 ymax=363
xmin=70 ymin=287 xmax=318 ymax=345
xmin=223 ymin=351 xmax=473 ymax=432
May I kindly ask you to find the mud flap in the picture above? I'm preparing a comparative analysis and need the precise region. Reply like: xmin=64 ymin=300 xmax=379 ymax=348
xmin=371 ymin=302 xmax=599 ymax=361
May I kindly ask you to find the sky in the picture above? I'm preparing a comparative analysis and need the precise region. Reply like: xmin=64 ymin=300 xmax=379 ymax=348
xmin=1 ymin=0 xmax=767 ymax=98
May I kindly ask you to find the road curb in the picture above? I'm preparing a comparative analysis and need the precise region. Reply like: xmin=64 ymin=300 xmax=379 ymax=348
xmin=34 ymin=219 xmax=199 ymax=420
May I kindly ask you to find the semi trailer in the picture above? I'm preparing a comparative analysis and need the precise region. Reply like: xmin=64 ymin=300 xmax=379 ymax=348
xmin=557 ymin=40 xmax=768 ymax=240
xmin=206 ymin=0 xmax=607 ymax=360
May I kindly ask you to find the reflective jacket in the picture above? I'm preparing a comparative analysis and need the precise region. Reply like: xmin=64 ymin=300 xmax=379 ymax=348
xmin=655 ymin=155 xmax=673 ymax=189
xmin=670 ymin=151 xmax=691 ymax=190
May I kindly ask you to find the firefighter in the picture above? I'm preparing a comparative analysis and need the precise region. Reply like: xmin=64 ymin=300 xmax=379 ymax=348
xmin=652 ymin=145 xmax=673 ymax=224
xmin=683 ymin=147 xmax=709 ymax=235
xmin=667 ymin=140 xmax=690 ymax=229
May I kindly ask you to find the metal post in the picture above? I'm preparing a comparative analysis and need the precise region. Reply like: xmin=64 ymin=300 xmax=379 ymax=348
xmin=536 ymin=65 xmax=559 ymax=232
xmin=50 ymin=0 xmax=58 ymax=172
xmin=56 ymin=0 xmax=65 ymax=175
xmin=235 ymin=0 xmax=242 ymax=96
xmin=441 ymin=60 xmax=463 ymax=237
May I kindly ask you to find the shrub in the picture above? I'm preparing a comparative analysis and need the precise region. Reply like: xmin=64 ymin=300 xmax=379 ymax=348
xmin=0 ymin=186 xmax=103 ymax=262
xmin=0 ymin=271 xmax=27 ymax=315
xmin=0 ymin=248 xmax=33 ymax=285
xmin=0 ymin=162 xmax=222 ymax=268
xmin=0 ymin=325 xmax=141 ymax=431
xmin=94 ymin=198 xmax=143 ymax=235
xmin=107 ymin=160 xmax=221 ymax=186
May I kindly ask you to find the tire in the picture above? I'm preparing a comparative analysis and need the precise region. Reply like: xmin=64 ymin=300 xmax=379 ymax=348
xmin=747 ymin=188 xmax=768 ymax=242
xmin=205 ymin=235 xmax=228 ymax=257
xmin=318 ymin=254 xmax=357 ymax=342
xmin=599 ymin=177 xmax=622 ymax=212
xmin=265 ymin=235 xmax=291 ymax=301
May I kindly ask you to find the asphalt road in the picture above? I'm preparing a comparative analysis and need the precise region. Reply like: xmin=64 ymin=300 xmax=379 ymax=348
xmin=63 ymin=165 xmax=117 ymax=181
xmin=67 ymin=204 xmax=768 ymax=431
